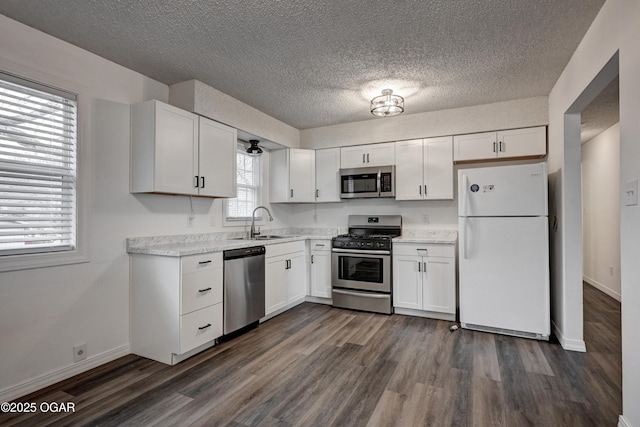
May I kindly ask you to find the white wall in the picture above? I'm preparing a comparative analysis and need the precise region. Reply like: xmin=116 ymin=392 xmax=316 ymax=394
xmin=300 ymin=97 xmax=548 ymax=149
xmin=582 ymin=123 xmax=621 ymax=301
xmin=0 ymin=15 xmax=289 ymax=401
xmin=547 ymin=0 xmax=640 ymax=424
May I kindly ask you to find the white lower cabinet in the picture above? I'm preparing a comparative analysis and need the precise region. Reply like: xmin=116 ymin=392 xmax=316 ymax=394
xmin=265 ymin=241 xmax=308 ymax=316
xmin=309 ymin=239 xmax=332 ymax=300
xmin=393 ymin=243 xmax=456 ymax=319
xmin=130 ymin=252 xmax=224 ymax=365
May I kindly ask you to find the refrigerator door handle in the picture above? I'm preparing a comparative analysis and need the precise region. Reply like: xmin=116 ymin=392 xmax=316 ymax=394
xmin=461 ymin=217 xmax=468 ymax=259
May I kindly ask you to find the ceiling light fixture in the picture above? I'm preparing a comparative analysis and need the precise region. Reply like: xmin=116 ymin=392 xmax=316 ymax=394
xmin=246 ymin=139 xmax=263 ymax=157
xmin=370 ymin=89 xmax=404 ymax=117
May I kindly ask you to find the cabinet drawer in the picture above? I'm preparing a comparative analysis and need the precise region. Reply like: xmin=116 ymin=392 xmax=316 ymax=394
xmin=309 ymin=239 xmax=331 ymax=252
xmin=266 ymin=240 xmax=305 ymax=258
xmin=181 ymin=252 xmax=222 ymax=275
xmin=393 ymin=244 xmax=455 ymax=258
xmin=181 ymin=267 xmax=223 ymax=314
xmin=179 ymin=303 xmax=222 ymax=354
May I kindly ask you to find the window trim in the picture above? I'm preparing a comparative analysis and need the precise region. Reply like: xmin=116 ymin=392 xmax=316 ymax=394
xmin=0 ymin=68 xmax=88 ymax=272
xmin=223 ymin=144 xmax=264 ymax=227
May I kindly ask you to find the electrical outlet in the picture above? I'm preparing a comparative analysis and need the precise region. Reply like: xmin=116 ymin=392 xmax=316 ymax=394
xmin=422 ymin=214 xmax=429 ymax=224
xmin=625 ymin=179 xmax=638 ymax=206
xmin=187 ymin=214 xmax=195 ymax=227
xmin=73 ymin=343 xmax=87 ymax=362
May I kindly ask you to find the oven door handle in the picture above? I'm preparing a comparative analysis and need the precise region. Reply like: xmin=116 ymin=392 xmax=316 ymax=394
xmin=332 ymin=289 xmax=390 ymax=299
xmin=332 ymin=248 xmax=391 ymax=255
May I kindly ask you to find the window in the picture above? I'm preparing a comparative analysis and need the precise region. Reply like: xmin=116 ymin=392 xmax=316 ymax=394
xmin=226 ymin=145 xmax=260 ymax=220
xmin=0 ymin=72 xmax=78 ymax=257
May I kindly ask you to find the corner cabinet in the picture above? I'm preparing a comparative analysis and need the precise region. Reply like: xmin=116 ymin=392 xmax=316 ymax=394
xmin=315 ymin=148 xmax=341 ymax=203
xmin=393 ymin=243 xmax=456 ymax=320
xmin=264 ymin=241 xmax=308 ymax=317
xmin=270 ymin=149 xmax=316 ymax=203
xmin=131 ymin=100 xmax=237 ymax=197
xmin=453 ymin=126 xmax=546 ymax=163
xmin=395 ymin=136 xmax=453 ymax=200
xmin=340 ymin=142 xmax=395 ymax=168
xmin=130 ymin=252 xmax=224 ymax=365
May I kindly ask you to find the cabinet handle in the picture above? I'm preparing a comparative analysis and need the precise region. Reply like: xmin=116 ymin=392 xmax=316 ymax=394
xmin=363 ymin=153 xmax=366 ymax=164
xmin=198 ymin=260 xmax=212 ymax=265
xmin=499 ymin=141 xmax=504 ymax=152
xmin=423 ymin=262 xmax=427 ymax=272
xmin=201 ymin=176 xmax=205 ymax=188
xmin=194 ymin=175 xmax=199 ymax=188
xmin=419 ymin=185 xmax=422 ymax=195
xmin=493 ymin=142 xmax=497 ymax=153
xmin=198 ymin=323 xmax=212 ymax=330
xmin=367 ymin=153 xmax=370 ymax=163
xmin=198 ymin=287 xmax=212 ymax=293
xmin=315 ymin=243 xmax=325 ymax=247
xmin=311 ymin=254 xmax=314 ymax=264
xmin=290 ymin=189 xmax=294 ymax=198
xmin=424 ymin=185 xmax=427 ymax=196
xmin=418 ymin=261 xmax=421 ymax=272
xmin=316 ymin=189 xmax=319 ymax=198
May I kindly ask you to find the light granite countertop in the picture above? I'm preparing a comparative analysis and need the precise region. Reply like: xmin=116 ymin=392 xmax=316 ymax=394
xmin=127 ymin=227 xmax=458 ymax=257
xmin=393 ymin=229 xmax=458 ymax=245
xmin=126 ymin=228 xmax=341 ymax=257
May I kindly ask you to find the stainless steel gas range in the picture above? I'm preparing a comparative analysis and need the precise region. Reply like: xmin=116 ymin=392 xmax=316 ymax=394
xmin=331 ymin=215 xmax=402 ymax=314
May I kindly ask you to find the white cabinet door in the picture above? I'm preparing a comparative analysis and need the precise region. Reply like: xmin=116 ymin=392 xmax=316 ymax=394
xmin=131 ymin=100 xmax=199 ymax=195
xmin=198 ymin=117 xmax=237 ymax=197
xmin=270 ymin=149 xmax=316 ymax=203
xmin=394 ymin=139 xmax=424 ymax=201
xmin=265 ymin=255 xmax=288 ymax=315
xmin=289 ymin=149 xmax=316 ymax=202
xmin=315 ymin=148 xmax=341 ymax=202
xmin=367 ymin=142 xmax=396 ymax=166
xmin=287 ymin=251 xmax=307 ymax=303
xmin=453 ymin=131 xmax=497 ymax=162
xmin=340 ymin=143 xmax=395 ymax=168
xmin=497 ymin=126 xmax=546 ymax=159
xmin=310 ymin=245 xmax=332 ymax=298
xmin=423 ymin=256 xmax=456 ymax=314
xmin=393 ymin=254 xmax=422 ymax=310
xmin=424 ymin=136 xmax=453 ymax=200
xmin=340 ymin=145 xmax=367 ymax=168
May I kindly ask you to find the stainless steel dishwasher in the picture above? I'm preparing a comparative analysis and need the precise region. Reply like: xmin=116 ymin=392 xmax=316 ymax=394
xmin=223 ymin=246 xmax=266 ymax=335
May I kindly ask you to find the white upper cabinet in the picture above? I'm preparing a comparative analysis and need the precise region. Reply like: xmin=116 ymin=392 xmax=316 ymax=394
xmin=453 ymin=126 xmax=546 ymax=163
xmin=314 ymin=148 xmax=341 ymax=203
xmin=340 ymin=142 xmax=395 ymax=168
xmin=395 ymin=136 xmax=453 ymax=200
xmin=270 ymin=148 xmax=316 ymax=203
xmin=131 ymin=100 xmax=237 ymax=197
xmin=198 ymin=117 xmax=237 ymax=198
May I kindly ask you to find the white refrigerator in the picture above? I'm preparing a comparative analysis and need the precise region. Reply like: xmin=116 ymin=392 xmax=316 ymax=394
xmin=458 ymin=162 xmax=550 ymax=339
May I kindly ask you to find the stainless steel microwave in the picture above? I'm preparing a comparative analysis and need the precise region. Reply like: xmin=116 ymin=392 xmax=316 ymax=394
xmin=340 ymin=165 xmax=395 ymax=199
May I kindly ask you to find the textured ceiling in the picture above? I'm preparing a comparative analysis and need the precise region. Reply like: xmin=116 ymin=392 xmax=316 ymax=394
xmin=0 ymin=0 xmax=607 ymax=131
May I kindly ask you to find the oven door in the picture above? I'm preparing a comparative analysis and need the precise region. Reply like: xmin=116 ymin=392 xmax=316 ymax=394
xmin=331 ymin=249 xmax=391 ymax=293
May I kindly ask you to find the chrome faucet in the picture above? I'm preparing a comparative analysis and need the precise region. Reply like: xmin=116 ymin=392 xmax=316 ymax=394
xmin=250 ymin=206 xmax=273 ymax=238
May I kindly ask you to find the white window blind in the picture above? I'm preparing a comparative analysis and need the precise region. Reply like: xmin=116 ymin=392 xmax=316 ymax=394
xmin=0 ymin=72 xmax=78 ymax=256
xmin=226 ymin=147 xmax=260 ymax=219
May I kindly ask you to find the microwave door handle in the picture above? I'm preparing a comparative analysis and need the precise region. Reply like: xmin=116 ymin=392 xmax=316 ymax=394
xmin=377 ymin=169 xmax=381 ymax=196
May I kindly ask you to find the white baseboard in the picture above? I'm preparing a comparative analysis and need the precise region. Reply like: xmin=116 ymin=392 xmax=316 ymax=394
xmin=552 ymin=321 xmax=586 ymax=352
xmin=618 ymin=415 xmax=632 ymax=427
xmin=0 ymin=344 xmax=130 ymax=403
xmin=394 ymin=307 xmax=455 ymax=321
xmin=583 ymin=276 xmax=622 ymax=302
xmin=305 ymin=295 xmax=332 ymax=305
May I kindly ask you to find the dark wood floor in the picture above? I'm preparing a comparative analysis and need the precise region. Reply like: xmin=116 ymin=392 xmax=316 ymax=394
xmin=2 ymin=284 xmax=621 ymax=426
